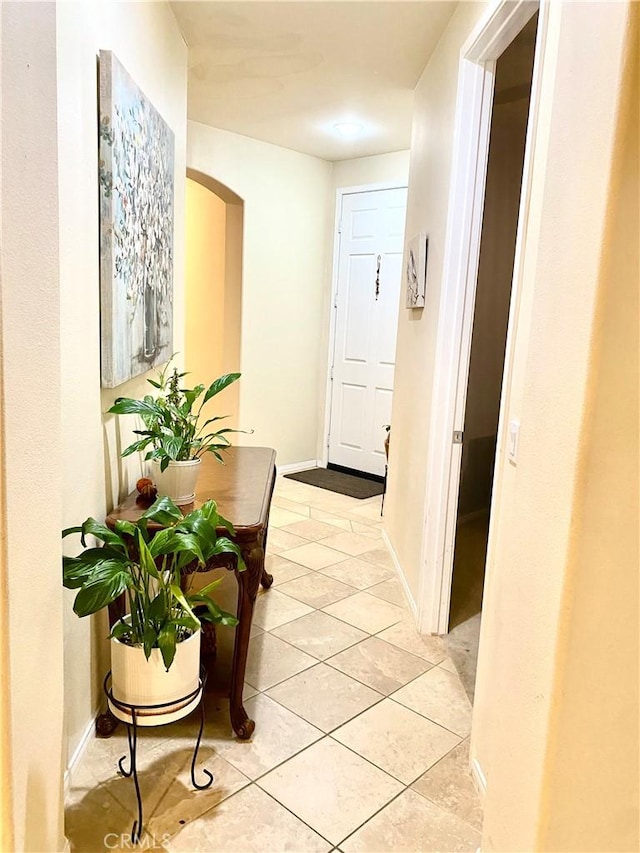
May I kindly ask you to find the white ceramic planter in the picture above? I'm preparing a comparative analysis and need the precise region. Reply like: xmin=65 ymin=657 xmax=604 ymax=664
xmin=109 ymin=627 xmax=201 ymax=726
xmin=151 ymin=458 xmax=201 ymax=506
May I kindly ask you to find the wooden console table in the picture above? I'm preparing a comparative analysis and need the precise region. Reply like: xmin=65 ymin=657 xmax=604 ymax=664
xmin=103 ymin=446 xmax=277 ymax=739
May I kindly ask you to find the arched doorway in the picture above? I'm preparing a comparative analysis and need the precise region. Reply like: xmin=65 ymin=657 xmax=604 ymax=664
xmin=184 ymin=170 xmax=244 ymax=425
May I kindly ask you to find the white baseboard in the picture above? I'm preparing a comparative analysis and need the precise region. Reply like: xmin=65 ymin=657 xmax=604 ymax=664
xmin=64 ymin=713 xmax=98 ymax=795
xmin=471 ymin=755 xmax=487 ymax=803
xmin=277 ymin=459 xmax=321 ymax=475
xmin=382 ymin=529 xmax=418 ymax=621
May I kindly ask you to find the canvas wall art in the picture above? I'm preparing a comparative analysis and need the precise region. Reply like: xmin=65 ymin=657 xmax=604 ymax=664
xmin=99 ymin=50 xmax=175 ymax=388
xmin=405 ymin=232 xmax=428 ymax=308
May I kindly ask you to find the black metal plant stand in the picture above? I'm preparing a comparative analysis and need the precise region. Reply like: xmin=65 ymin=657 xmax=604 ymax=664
xmin=103 ymin=668 xmax=214 ymax=845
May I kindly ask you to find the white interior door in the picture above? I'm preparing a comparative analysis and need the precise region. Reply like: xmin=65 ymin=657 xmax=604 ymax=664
xmin=328 ymin=187 xmax=407 ymax=477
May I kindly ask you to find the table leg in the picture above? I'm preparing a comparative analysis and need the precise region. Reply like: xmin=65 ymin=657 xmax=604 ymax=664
xmin=230 ymin=542 xmax=264 ymax=739
xmin=261 ymin=497 xmax=274 ymax=590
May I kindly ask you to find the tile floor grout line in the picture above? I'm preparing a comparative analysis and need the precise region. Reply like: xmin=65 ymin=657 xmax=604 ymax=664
xmin=411 ymin=785 xmax=484 ymax=836
xmin=269 ymin=622 xmax=370 ymax=664
xmin=329 ymin=768 xmax=413 ymax=849
xmin=252 ymin=733 xmax=404 ymax=847
xmin=316 ymin=605 xmax=405 ymax=635
xmin=320 ymin=645 xmax=434 ymax=695
xmin=386 ymin=694 xmax=469 ymax=740
xmin=336 ymin=773 xmax=481 ymax=851
xmin=260 ymin=669 xmax=388 ymax=736
xmin=325 ymin=731 xmax=436 ymax=789
xmin=243 ymin=650 xmax=321 ymax=695
xmin=262 ymin=582 xmax=356 ymax=614
xmin=262 ymin=596 xmax=404 ymax=656
xmin=249 ymin=784 xmax=336 ymax=850
xmin=161 ymin=777 xmax=334 ymax=851
xmin=322 ymin=631 xmax=433 ymax=668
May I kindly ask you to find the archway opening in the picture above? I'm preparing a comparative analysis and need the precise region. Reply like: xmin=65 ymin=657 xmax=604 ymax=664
xmin=184 ymin=169 xmax=244 ymax=425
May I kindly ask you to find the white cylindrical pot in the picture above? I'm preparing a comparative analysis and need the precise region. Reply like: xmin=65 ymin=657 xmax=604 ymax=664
xmin=151 ymin=458 xmax=201 ymax=505
xmin=109 ymin=627 xmax=201 ymax=726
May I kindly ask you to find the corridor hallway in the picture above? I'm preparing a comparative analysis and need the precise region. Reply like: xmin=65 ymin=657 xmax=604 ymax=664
xmin=66 ymin=475 xmax=482 ymax=852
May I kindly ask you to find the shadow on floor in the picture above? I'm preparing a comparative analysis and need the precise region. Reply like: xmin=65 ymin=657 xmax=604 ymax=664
xmin=445 ymin=513 xmax=489 ymax=702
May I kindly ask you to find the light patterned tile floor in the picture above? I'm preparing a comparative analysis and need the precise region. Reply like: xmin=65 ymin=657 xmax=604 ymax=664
xmin=65 ymin=476 xmax=482 ymax=852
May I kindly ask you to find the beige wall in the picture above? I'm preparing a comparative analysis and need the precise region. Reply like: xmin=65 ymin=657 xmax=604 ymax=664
xmin=1 ymin=4 xmax=65 ymax=850
xmin=0 ymin=8 xmax=12 ymax=850
xmin=384 ymin=2 xmax=488 ymax=604
xmin=184 ymin=178 xmax=240 ymax=424
xmin=537 ymin=6 xmax=638 ymax=848
xmin=56 ymin=0 xmax=187 ymax=776
xmin=188 ymin=122 xmax=332 ymax=466
xmin=471 ymin=3 xmax=637 ymax=851
xmin=331 ymin=150 xmax=410 ymax=191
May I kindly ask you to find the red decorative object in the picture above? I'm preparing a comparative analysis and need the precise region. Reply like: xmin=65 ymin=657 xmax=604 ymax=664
xmin=136 ymin=478 xmax=157 ymax=501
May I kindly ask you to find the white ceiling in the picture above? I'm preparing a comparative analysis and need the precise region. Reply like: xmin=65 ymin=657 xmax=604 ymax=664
xmin=171 ymin=1 xmax=457 ymax=161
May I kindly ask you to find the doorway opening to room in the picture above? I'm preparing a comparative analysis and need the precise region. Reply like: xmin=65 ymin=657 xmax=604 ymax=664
xmin=449 ymin=14 xmax=538 ymax=639
xmin=324 ymin=184 xmax=408 ymax=482
xmin=419 ymin=3 xmax=541 ymax=703
xmin=184 ymin=169 xmax=244 ymax=426
xmin=445 ymin=14 xmax=539 ymax=694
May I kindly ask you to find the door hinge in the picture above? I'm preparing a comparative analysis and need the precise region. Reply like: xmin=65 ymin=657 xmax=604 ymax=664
xmin=453 ymin=430 xmax=464 ymax=444
xmin=330 ymin=365 xmax=334 ymax=381
xmin=338 ymin=218 xmax=342 ymax=234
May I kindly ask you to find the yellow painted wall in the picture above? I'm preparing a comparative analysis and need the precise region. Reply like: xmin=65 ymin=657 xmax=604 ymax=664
xmin=185 ymin=177 xmax=226 ymax=383
xmin=0 ymin=539 xmax=12 ymax=853
xmin=184 ymin=178 xmax=240 ymax=425
xmin=537 ymin=7 xmax=639 ymax=848
xmin=470 ymin=3 xmax=637 ymax=850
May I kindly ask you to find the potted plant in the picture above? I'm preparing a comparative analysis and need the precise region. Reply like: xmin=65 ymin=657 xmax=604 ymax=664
xmin=109 ymin=359 xmax=241 ymax=505
xmin=63 ymin=495 xmax=245 ymax=725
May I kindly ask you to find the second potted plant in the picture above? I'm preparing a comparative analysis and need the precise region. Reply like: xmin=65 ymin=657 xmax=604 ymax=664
xmin=63 ymin=495 xmax=244 ymax=724
xmin=109 ymin=359 xmax=241 ymax=504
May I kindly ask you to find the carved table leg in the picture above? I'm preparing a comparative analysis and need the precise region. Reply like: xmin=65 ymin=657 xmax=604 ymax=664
xmin=261 ymin=500 xmax=274 ymax=590
xmin=230 ymin=541 xmax=264 ymax=739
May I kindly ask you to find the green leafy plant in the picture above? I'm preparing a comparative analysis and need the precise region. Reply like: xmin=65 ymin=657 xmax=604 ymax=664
xmin=108 ymin=358 xmax=241 ymax=472
xmin=62 ymin=496 xmax=245 ymax=670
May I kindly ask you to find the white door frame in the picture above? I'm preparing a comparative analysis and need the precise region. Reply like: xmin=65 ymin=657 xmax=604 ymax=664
xmin=321 ymin=181 xmax=408 ymax=470
xmin=418 ymin=0 xmax=547 ymax=635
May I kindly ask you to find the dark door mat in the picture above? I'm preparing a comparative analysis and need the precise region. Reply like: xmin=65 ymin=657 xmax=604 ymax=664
xmin=284 ymin=467 xmax=384 ymax=499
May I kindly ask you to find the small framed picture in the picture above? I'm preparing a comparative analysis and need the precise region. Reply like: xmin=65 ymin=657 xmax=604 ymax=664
xmin=405 ymin=232 xmax=428 ymax=308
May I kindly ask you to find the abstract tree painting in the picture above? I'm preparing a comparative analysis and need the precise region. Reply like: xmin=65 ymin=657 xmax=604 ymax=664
xmin=99 ymin=51 xmax=174 ymax=388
